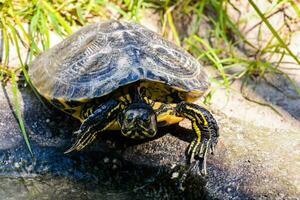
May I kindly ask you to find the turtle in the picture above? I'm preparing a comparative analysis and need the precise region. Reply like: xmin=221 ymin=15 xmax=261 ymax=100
xmin=29 ymin=20 xmax=219 ymax=175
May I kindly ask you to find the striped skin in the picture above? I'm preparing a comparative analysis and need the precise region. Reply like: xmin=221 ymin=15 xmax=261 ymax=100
xmin=176 ymin=102 xmax=219 ymax=175
xmin=65 ymin=98 xmax=123 ymax=153
xmin=60 ymin=84 xmax=219 ymax=176
xmin=51 ymin=94 xmax=184 ymax=130
xmin=49 ymin=82 xmax=190 ymax=126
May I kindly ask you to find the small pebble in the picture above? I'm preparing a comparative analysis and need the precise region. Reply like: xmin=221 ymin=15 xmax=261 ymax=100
xmin=171 ymin=172 xmax=179 ymax=179
xmin=14 ymin=162 xmax=20 ymax=168
xmin=46 ymin=119 xmax=50 ymax=123
xmin=103 ymin=157 xmax=110 ymax=163
xmin=112 ymin=164 xmax=118 ymax=170
xmin=112 ymin=158 xmax=118 ymax=164
xmin=171 ymin=163 xmax=177 ymax=169
xmin=226 ymin=187 xmax=232 ymax=192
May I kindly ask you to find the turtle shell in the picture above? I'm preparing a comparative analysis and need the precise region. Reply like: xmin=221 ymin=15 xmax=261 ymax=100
xmin=29 ymin=20 xmax=209 ymax=101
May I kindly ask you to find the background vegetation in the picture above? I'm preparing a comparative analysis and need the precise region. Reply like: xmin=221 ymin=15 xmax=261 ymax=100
xmin=1 ymin=0 xmax=299 ymax=153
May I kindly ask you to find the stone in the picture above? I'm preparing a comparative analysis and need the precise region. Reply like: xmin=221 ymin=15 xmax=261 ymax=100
xmin=1 ymin=74 xmax=299 ymax=199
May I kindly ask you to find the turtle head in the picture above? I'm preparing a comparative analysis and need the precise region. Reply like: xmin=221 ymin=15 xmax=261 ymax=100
xmin=118 ymin=103 xmax=157 ymax=139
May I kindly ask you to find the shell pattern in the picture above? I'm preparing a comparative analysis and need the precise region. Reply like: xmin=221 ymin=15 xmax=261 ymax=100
xmin=29 ymin=20 xmax=209 ymax=101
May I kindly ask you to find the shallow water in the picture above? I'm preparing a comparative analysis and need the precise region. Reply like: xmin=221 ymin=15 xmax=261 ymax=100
xmin=0 ymin=175 xmax=137 ymax=200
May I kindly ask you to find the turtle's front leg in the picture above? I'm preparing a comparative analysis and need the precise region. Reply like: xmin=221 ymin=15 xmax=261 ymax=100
xmin=65 ymin=99 xmax=123 ymax=153
xmin=175 ymin=102 xmax=219 ymax=175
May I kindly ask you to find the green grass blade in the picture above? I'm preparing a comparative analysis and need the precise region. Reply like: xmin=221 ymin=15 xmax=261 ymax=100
xmin=192 ymin=35 xmax=229 ymax=88
xmin=41 ymin=0 xmax=72 ymax=35
xmin=76 ymin=4 xmax=85 ymax=25
xmin=249 ymin=0 xmax=300 ymax=65
xmin=7 ymin=22 xmax=33 ymax=155
xmin=11 ymin=72 xmax=33 ymax=155
xmin=14 ymin=16 xmax=30 ymax=46
xmin=7 ymin=23 xmax=24 ymax=67
xmin=40 ymin=11 xmax=50 ymax=50
xmin=29 ymin=7 xmax=42 ymax=55
xmin=0 ymin=19 xmax=9 ymax=66
xmin=288 ymin=0 xmax=300 ymax=18
xmin=166 ymin=10 xmax=181 ymax=46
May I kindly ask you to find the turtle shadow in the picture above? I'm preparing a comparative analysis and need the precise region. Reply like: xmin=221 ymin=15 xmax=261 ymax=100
xmin=101 ymin=124 xmax=194 ymax=147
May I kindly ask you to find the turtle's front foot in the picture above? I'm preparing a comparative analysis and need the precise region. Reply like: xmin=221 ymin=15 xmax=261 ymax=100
xmin=187 ymin=128 xmax=218 ymax=176
xmin=176 ymin=102 xmax=219 ymax=176
xmin=175 ymin=127 xmax=218 ymax=191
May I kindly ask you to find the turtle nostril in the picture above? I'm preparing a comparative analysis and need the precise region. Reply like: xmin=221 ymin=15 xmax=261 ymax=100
xmin=141 ymin=113 xmax=148 ymax=121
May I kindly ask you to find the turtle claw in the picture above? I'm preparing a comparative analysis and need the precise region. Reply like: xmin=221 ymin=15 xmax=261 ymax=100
xmin=210 ymin=144 xmax=215 ymax=155
xmin=64 ymin=145 xmax=76 ymax=154
xmin=186 ymin=136 xmax=214 ymax=176
xmin=74 ymin=130 xmax=80 ymax=135
xmin=64 ymin=128 xmax=97 ymax=154
xmin=64 ymin=130 xmax=82 ymax=153
xmin=64 ymin=139 xmax=78 ymax=153
xmin=186 ymin=118 xmax=219 ymax=175
xmin=210 ymin=130 xmax=219 ymax=155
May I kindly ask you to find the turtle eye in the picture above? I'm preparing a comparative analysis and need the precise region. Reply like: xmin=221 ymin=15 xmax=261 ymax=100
xmin=127 ymin=113 xmax=134 ymax=122
xmin=141 ymin=113 xmax=149 ymax=121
